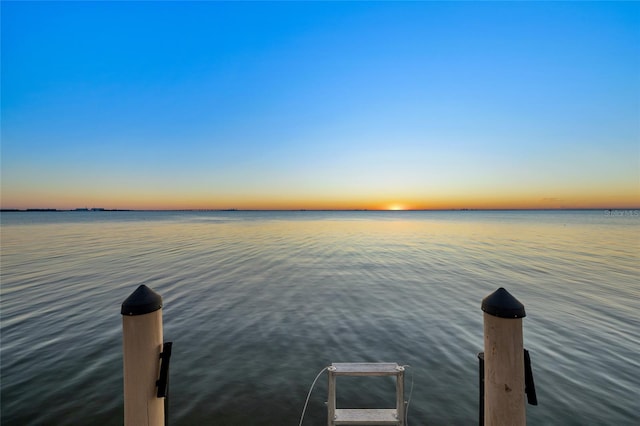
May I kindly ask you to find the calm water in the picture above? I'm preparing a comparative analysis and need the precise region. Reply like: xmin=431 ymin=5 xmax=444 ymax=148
xmin=1 ymin=210 xmax=639 ymax=425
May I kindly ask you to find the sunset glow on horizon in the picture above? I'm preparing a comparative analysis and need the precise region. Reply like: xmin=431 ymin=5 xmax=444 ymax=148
xmin=2 ymin=2 xmax=639 ymax=211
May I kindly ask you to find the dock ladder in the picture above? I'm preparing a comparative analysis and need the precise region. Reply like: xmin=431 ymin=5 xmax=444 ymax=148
xmin=327 ymin=363 xmax=405 ymax=426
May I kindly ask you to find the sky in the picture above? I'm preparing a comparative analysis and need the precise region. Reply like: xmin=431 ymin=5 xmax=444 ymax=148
xmin=1 ymin=1 xmax=639 ymax=211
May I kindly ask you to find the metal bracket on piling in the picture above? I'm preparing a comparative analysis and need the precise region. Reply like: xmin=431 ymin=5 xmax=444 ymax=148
xmin=156 ymin=342 xmax=173 ymax=398
xmin=524 ymin=349 xmax=537 ymax=406
xmin=478 ymin=352 xmax=485 ymax=426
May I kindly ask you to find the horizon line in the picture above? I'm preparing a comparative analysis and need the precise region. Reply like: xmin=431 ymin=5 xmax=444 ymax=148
xmin=2 ymin=207 xmax=639 ymax=213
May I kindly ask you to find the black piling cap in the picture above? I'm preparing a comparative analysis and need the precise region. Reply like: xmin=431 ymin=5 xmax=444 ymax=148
xmin=481 ymin=287 xmax=526 ymax=318
xmin=121 ymin=285 xmax=162 ymax=316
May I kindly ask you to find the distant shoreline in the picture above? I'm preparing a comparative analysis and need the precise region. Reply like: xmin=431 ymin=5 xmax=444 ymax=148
xmin=2 ymin=208 xmax=638 ymax=213
xmin=0 ymin=208 xmax=134 ymax=212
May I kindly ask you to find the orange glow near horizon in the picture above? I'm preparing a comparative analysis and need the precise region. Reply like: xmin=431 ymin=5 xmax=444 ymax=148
xmin=386 ymin=203 xmax=408 ymax=211
xmin=2 ymin=188 xmax=639 ymax=211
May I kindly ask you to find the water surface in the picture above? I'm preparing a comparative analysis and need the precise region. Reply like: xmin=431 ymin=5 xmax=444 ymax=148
xmin=1 ymin=210 xmax=638 ymax=425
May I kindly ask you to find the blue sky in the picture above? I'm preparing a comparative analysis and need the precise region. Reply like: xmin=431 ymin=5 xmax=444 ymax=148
xmin=2 ymin=1 xmax=639 ymax=210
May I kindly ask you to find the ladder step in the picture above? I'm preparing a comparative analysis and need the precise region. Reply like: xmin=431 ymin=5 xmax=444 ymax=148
xmin=331 ymin=363 xmax=403 ymax=376
xmin=334 ymin=408 xmax=400 ymax=425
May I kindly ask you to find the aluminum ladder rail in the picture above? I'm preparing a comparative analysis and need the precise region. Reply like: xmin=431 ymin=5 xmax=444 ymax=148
xmin=327 ymin=363 xmax=405 ymax=426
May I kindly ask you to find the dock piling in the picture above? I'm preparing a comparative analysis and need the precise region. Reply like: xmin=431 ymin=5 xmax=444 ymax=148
xmin=121 ymin=285 xmax=165 ymax=426
xmin=481 ymin=287 xmax=527 ymax=426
